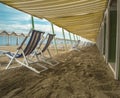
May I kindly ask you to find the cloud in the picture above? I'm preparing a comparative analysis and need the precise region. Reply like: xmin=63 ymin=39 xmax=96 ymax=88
xmin=11 ymin=14 xmax=31 ymax=21
xmin=0 ymin=23 xmax=31 ymax=34
xmin=0 ymin=23 xmax=60 ymax=34
xmin=34 ymin=23 xmax=64 ymax=38
xmin=0 ymin=22 xmax=71 ymax=39
xmin=0 ymin=23 xmax=89 ymax=42
xmin=0 ymin=3 xmax=31 ymax=24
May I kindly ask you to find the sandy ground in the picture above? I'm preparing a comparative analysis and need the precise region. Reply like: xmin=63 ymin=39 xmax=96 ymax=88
xmin=0 ymin=45 xmax=67 ymax=70
xmin=0 ymin=45 xmax=120 ymax=98
xmin=0 ymin=45 xmax=67 ymax=56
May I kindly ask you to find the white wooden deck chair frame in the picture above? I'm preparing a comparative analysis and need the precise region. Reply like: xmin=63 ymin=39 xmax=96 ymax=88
xmin=3 ymin=29 xmax=48 ymax=73
xmin=34 ymin=33 xmax=59 ymax=66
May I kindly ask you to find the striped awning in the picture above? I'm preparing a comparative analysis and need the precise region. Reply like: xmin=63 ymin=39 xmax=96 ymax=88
xmin=0 ymin=0 xmax=107 ymax=42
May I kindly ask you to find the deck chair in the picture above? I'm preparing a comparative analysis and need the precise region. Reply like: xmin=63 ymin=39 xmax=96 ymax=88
xmin=71 ymin=40 xmax=80 ymax=51
xmin=3 ymin=29 xmax=48 ymax=73
xmin=34 ymin=33 xmax=59 ymax=66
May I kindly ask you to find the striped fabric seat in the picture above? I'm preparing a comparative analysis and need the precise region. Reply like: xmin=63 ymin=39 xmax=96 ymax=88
xmin=36 ymin=33 xmax=59 ymax=66
xmin=6 ymin=30 xmax=44 ymax=58
xmin=24 ymin=30 xmax=43 ymax=56
xmin=19 ymin=30 xmax=44 ymax=57
xmin=37 ymin=33 xmax=55 ymax=55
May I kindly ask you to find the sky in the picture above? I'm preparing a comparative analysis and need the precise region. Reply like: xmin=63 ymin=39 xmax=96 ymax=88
xmin=0 ymin=3 xmax=90 ymax=41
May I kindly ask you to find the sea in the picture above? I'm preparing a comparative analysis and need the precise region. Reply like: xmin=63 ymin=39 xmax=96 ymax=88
xmin=0 ymin=36 xmax=74 ymax=46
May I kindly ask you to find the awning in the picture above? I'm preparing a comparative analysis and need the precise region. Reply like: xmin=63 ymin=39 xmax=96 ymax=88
xmin=0 ymin=0 xmax=107 ymax=42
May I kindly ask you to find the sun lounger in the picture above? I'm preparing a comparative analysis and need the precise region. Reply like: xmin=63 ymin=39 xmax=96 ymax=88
xmin=2 ymin=29 xmax=48 ymax=73
xmin=34 ymin=33 xmax=59 ymax=66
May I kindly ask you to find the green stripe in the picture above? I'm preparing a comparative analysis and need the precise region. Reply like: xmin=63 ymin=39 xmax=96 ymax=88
xmin=62 ymin=28 xmax=67 ymax=50
xmin=73 ymin=34 xmax=76 ymax=42
xmin=51 ymin=23 xmax=58 ymax=54
xmin=69 ymin=32 xmax=73 ymax=45
xmin=31 ymin=16 xmax=34 ymax=29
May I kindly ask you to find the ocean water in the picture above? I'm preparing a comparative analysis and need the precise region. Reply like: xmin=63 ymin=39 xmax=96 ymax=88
xmin=0 ymin=36 xmax=25 ymax=46
xmin=0 ymin=35 xmax=74 ymax=46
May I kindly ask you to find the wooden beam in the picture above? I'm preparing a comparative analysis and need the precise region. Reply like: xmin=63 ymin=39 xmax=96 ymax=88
xmin=115 ymin=0 xmax=120 ymax=80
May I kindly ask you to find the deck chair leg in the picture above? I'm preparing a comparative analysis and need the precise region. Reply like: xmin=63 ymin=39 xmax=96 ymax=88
xmin=46 ymin=58 xmax=59 ymax=66
xmin=21 ymin=50 xmax=29 ymax=66
xmin=35 ymin=54 xmax=48 ymax=70
xmin=38 ymin=53 xmax=59 ymax=66
xmin=40 ymin=57 xmax=54 ymax=66
xmin=24 ymin=64 xmax=40 ymax=73
xmin=6 ymin=50 xmax=19 ymax=69
xmin=35 ymin=54 xmax=40 ymax=62
xmin=13 ymin=56 xmax=40 ymax=74
xmin=47 ymin=49 xmax=52 ymax=58
xmin=15 ymin=59 xmax=40 ymax=73
xmin=21 ymin=50 xmax=47 ymax=73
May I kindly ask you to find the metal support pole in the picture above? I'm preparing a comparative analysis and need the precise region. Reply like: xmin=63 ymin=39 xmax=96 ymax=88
xmin=73 ymin=34 xmax=76 ymax=43
xmin=79 ymin=36 xmax=81 ymax=40
xmin=31 ymin=16 xmax=34 ymax=29
xmin=68 ymin=32 xmax=73 ymax=45
xmin=62 ymin=28 xmax=67 ymax=50
xmin=17 ymin=36 xmax=18 ymax=45
xmin=105 ymin=1 xmax=110 ymax=62
xmin=76 ymin=35 xmax=79 ymax=41
xmin=8 ymin=35 xmax=9 ymax=46
xmin=78 ymin=36 xmax=79 ymax=40
xmin=51 ymin=23 xmax=58 ymax=54
xmin=101 ymin=22 xmax=105 ymax=54
xmin=75 ymin=35 xmax=77 ymax=41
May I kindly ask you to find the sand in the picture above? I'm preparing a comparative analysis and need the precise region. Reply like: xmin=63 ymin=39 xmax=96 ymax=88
xmin=0 ymin=45 xmax=120 ymax=98
xmin=0 ymin=45 xmax=67 ymax=56
xmin=0 ymin=45 xmax=67 ymax=70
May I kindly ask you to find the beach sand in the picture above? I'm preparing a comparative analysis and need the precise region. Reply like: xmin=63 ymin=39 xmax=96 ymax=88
xmin=0 ymin=45 xmax=67 ymax=70
xmin=0 ymin=45 xmax=120 ymax=98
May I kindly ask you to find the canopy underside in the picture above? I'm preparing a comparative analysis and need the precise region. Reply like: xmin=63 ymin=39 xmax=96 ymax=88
xmin=0 ymin=0 xmax=107 ymax=42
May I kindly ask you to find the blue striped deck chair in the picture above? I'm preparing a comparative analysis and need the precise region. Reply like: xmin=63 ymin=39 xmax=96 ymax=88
xmin=3 ymin=29 xmax=48 ymax=73
xmin=35 ymin=33 xmax=59 ymax=66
